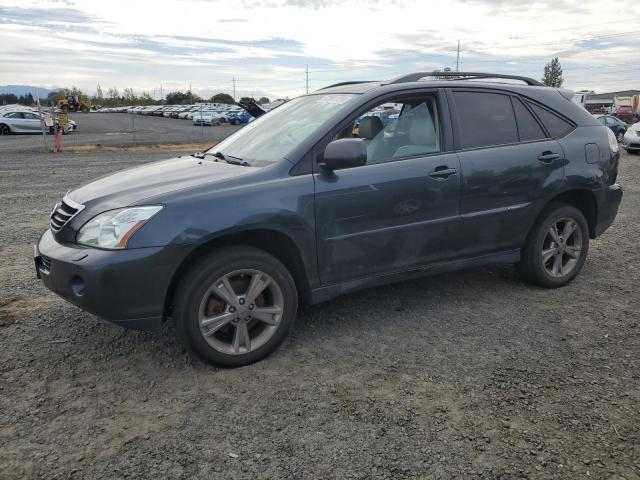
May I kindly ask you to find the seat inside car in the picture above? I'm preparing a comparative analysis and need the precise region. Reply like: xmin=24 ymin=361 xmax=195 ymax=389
xmin=359 ymin=116 xmax=384 ymax=147
xmin=392 ymin=116 xmax=438 ymax=158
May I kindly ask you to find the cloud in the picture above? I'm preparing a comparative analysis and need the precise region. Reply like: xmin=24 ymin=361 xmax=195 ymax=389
xmin=0 ymin=0 xmax=639 ymax=98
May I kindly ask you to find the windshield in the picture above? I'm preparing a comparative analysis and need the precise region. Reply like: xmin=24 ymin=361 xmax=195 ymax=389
xmin=206 ymin=93 xmax=357 ymax=166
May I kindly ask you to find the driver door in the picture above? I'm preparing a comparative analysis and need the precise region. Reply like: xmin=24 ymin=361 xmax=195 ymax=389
xmin=314 ymin=91 xmax=461 ymax=285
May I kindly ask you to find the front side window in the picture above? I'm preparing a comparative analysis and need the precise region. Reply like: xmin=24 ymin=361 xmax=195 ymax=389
xmin=335 ymin=96 xmax=441 ymax=164
xmin=453 ymin=91 xmax=518 ymax=149
xmin=206 ymin=93 xmax=357 ymax=166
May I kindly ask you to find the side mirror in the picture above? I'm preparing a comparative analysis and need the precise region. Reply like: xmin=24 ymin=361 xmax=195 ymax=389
xmin=319 ymin=138 xmax=367 ymax=171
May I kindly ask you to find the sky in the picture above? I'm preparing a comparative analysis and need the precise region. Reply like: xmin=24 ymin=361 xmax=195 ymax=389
xmin=1 ymin=0 xmax=639 ymax=100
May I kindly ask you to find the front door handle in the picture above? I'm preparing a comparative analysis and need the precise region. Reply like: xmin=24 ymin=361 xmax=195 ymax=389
xmin=429 ymin=166 xmax=458 ymax=180
xmin=538 ymin=152 xmax=560 ymax=164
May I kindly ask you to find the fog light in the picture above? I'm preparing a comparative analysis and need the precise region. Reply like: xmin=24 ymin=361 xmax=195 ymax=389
xmin=70 ymin=276 xmax=86 ymax=297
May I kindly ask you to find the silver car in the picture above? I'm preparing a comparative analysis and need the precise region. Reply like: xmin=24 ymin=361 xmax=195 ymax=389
xmin=0 ymin=111 xmax=76 ymax=135
xmin=0 ymin=111 xmax=43 ymax=134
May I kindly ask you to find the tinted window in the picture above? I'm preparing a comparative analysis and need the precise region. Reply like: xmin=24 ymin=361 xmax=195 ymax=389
xmin=453 ymin=92 xmax=518 ymax=149
xmin=597 ymin=116 xmax=607 ymax=125
xmin=513 ymin=98 xmax=546 ymax=141
xmin=24 ymin=112 xmax=40 ymax=120
xmin=527 ymin=102 xmax=575 ymax=138
xmin=4 ymin=112 xmax=23 ymax=118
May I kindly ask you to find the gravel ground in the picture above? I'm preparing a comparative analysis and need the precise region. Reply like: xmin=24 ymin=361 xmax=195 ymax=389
xmin=0 ymin=146 xmax=639 ymax=479
xmin=0 ymin=113 xmax=241 ymax=152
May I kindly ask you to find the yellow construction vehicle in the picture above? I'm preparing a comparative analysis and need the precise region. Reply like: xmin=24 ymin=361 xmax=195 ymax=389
xmin=57 ymin=95 xmax=92 ymax=113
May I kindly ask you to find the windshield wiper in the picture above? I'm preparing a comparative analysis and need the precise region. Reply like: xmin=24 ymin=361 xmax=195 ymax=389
xmin=204 ymin=151 xmax=250 ymax=166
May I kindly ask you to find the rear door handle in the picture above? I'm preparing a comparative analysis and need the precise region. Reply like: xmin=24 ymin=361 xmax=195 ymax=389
xmin=429 ymin=166 xmax=458 ymax=180
xmin=538 ymin=152 xmax=560 ymax=163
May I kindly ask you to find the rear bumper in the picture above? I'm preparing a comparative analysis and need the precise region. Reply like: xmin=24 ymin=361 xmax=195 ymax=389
xmin=35 ymin=230 xmax=188 ymax=330
xmin=594 ymin=183 xmax=623 ymax=237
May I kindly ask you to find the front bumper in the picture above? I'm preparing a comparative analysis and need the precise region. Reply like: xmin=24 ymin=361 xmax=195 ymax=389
xmin=35 ymin=230 xmax=188 ymax=330
xmin=594 ymin=183 xmax=623 ymax=237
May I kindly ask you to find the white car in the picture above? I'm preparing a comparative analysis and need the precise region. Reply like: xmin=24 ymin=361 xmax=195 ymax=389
xmin=622 ymin=122 xmax=640 ymax=154
xmin=192 ymin=112 xmax=219 ymax=126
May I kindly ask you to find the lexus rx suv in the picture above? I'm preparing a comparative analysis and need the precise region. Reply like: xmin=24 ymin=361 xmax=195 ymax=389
xmin=35 ymin=72 xmax=623 ymax=367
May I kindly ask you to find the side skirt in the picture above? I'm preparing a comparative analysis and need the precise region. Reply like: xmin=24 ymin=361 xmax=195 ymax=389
xmin=308 ymin=249 xmax=521 ymax=305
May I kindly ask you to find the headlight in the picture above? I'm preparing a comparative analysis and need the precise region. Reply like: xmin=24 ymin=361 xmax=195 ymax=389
xmin=606 ymin=128 xmax=619 ymax=154
xmin=76 ymin=206 xmax=163 ymax=249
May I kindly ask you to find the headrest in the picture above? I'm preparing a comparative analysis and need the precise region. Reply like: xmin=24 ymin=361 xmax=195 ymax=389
xmin=359 ymin=116 xmax=383 ymax=140
xmin=409 ymin=117 xmax=436 ymax=145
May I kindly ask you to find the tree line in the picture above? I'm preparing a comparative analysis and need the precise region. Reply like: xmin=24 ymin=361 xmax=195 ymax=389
xmin=36 ymin=86 xmax=272 ymax=107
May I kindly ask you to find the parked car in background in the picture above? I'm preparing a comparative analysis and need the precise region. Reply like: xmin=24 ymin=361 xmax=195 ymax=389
xmin=35 ymin=71 xmax=622 ymax=367
xmin=0 ymin=110 xmax=44 ymax=134
xmin=227 ymin=110 xmax=253 ymax=125
xmin=192 ymin=112 xmax=219 ymax=126
xmin=622 ymin=121 xmax=640 ymax=154
xmin=595 ymin=115 xmax=627 ymax=143
xmin=0 ymin=111 xmax=76 ymax=135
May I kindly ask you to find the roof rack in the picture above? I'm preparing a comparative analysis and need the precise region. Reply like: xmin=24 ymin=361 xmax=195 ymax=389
xmin=318 ymin=81 xmax=377 ymax=90
xmin=387 ymin=71 xmax=544 ymax=87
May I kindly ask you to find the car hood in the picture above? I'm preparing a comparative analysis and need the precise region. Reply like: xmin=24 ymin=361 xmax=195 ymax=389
xmin=68 ymin=156 xmax=258 ymax=209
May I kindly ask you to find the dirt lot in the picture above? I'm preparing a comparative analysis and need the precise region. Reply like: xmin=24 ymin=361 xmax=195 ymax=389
xmin=0 ymin=142 xmax=639 ymax=479
xmin=0 ymin=113 xmax=241 ymax=152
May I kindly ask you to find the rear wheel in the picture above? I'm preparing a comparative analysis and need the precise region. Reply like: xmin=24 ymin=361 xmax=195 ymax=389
xmin=616 ymin=130 xmax=624 ymax=143
xmin=173 ymin=247 xmax=298 ymax=367
xmin=0 ymin=124 xmax=10 ymax=135
xmin=520 ymin=203 xmax=589 ymax=288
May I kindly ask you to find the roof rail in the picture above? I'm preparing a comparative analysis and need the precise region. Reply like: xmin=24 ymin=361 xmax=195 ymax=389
xmin=318 ymin=81 xmax=377 ymax=90
xmin=387 ymin=71 xmax=544 ymax=87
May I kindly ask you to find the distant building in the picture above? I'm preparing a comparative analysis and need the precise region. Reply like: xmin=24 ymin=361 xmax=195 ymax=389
xmin=585 ymin=89 xmax=640 ymax=112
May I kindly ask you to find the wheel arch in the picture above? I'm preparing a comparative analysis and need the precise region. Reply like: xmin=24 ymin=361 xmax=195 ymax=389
xmin=163 ymin=228 xmax=311 ymax=320
xmin=532 ymin=188 xmax=598 ymax=239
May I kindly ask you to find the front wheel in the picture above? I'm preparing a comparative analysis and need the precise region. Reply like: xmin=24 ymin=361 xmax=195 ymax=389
xmin=519 ymin=203 xmax=589 ymax=288
xmin=173 ymin=247 xmax=298 ymax=367
xmin=616 ymin=130 xmax=624 ymax=143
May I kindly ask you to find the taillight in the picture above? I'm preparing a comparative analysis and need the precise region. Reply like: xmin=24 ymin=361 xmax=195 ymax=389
xmin=606 ymin=128 xmax=619 ymax=154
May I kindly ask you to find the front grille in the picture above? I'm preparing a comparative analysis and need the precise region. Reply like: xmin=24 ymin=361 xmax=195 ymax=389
xmin=50 ymin=196 xmax=84 ymax=232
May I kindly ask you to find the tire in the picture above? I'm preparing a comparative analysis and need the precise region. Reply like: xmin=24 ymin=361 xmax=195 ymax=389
xmin=616 ymin=130 xmax=624 ymax=143
xmin=173 ymin=246 xmax=298 ymax=367
xmin=627 ymin=150 xmax=639 ymax=155
xmin=519 ymin=203 xmax=589 ymax=288
xmin=0 ymin=124 xmax=10 ymax=135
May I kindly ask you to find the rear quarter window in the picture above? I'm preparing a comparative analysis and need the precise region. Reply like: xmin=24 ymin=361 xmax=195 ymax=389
xmin=512 ymin=98 xmax=547 ymax=142
xmin=526 ymin=101 xmax=575 ymax=138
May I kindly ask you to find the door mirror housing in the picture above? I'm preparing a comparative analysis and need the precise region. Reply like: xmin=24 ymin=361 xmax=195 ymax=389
xmin=319 ymin=138 xmax=367 ymax=171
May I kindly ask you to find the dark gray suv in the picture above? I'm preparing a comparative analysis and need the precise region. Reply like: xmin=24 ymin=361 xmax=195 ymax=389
xmin=35 ymin=72 xmax=623 ymax=366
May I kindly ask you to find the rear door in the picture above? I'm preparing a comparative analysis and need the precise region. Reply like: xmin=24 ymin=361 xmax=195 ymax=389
xmin=22 ymin=112 xmax=43 ymax=131
xmin=314 ymin=90 xmax=461 ymax=285
xmin=449 ymin=89 xmax=565 ymax=258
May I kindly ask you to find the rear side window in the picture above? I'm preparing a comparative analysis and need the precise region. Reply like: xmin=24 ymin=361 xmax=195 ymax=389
xmin=526 ymin=102 xmax=575 ymax=138
xmin=512 ymin=98 xmax=546 ymax=141
xmin=452 ymin=91 xmax=518 ymax=149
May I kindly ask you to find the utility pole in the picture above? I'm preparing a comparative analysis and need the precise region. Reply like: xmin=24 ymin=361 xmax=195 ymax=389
xmin=456 ymin=40 xmax=460 ymax=72
xmin=160 ymin=84 xmax=163 ymax=104
xmin=232 ymin=77 xmax=237 ymax=101
xmin=190 ymin=83 xmax=193 ymax=104
xmin=305 ymin=65 xmax=309 ymax=94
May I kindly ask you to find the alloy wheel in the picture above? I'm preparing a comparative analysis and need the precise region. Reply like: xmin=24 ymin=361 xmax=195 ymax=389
xmin=198 ymin=269 xmax=284 ymax=355
xmin=617 ymin=131 xmax=624 ymax=143
xmin=541 ymin=217 xmax=583 ymax=278
xmin=0 ymin=124 xmax=9 ymax=135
